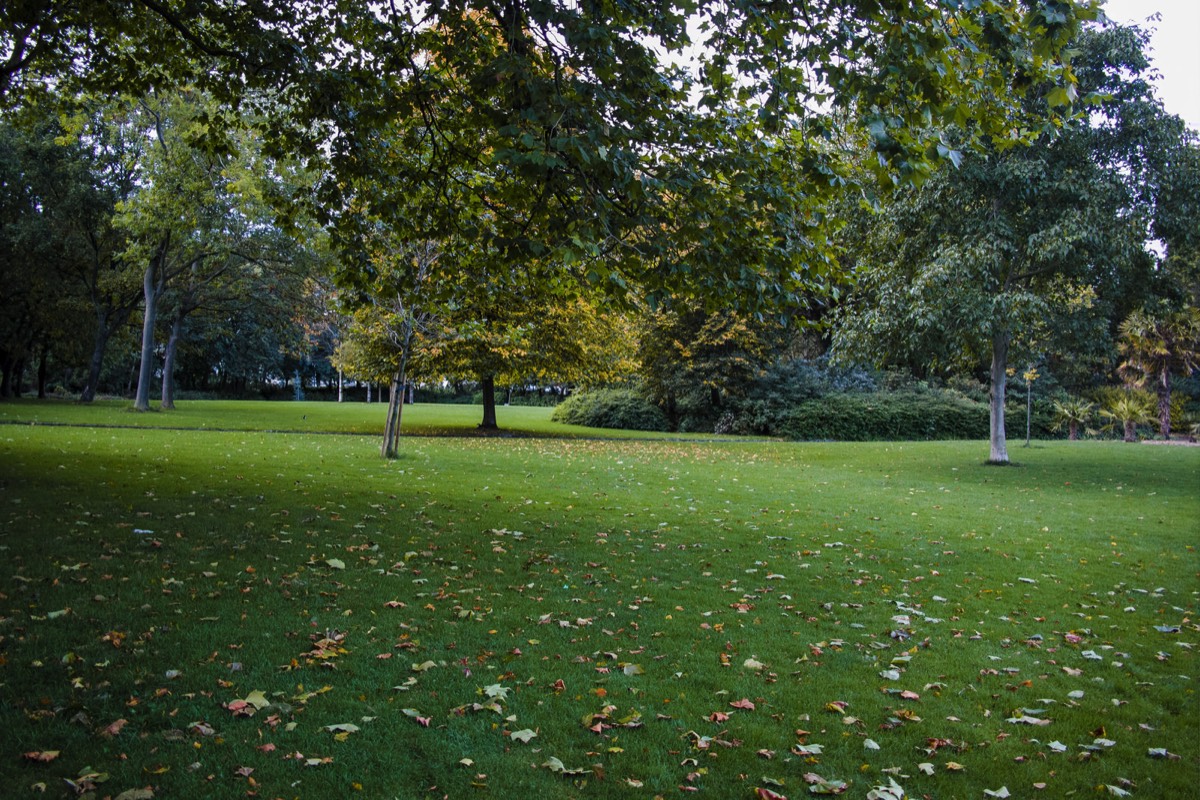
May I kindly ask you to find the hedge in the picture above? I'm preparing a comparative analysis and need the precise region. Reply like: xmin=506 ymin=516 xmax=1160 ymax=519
xmin=550 ymin=388 xmax=669 ymax=432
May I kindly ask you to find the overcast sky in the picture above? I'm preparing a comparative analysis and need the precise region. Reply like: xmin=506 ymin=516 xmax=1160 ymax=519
xmin=1101 ymin=0 xmax=1200 ymax=131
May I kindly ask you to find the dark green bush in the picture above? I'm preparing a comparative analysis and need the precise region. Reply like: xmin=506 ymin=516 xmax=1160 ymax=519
xmin=775 ymin=391 xmax=1058 ymax=441
xmin=551 ymin=388 xmax=669 ymax=432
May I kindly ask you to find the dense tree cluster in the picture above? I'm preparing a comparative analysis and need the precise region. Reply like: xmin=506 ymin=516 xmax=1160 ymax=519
xmin=1 ymin=1 xmax=1197 ymax=458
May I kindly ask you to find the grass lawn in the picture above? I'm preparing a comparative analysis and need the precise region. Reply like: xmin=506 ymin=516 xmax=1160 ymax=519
xmin=0 ymin=401 xmax=1197 ymax=799
xmin=0 ymin=398 xmax=741 ymax=440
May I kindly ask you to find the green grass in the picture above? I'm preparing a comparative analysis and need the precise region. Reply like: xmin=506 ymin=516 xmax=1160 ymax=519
xmin=0 ymin=402 xmax=1197 ymax=800
xmin=0 ymin=398 xmax=740 ymax=440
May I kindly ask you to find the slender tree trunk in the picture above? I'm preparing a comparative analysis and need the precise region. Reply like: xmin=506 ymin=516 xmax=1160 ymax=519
xmin=1069 ymin=420 xmax=1078 ymax=441
xmin=382 ymin=362 xmax=408 ymax=458
xmin=81 ymin=320 xmax=113 ymax=403
xmin=1157 ymin=367 xmax=1171 ymax=439
xmin=0 ymin=354 xmax=13 ymax=398
xmin=161 ymin=314 xmax=184 ymax=409
xmin=338 ymin=369 xmax=343 ymax=402
xmin=479 ymin=375 xmax=498 ymax=430
xmin=134 ymin=242 xmax=168 ymax=411
xmin=1124 ymin=419 xmax=1136 ymax=442
xmin=988 ymin=328 xmax=1010 ymax=464
xmin=36 ymin=344 xmax=49 ymax=399
xmin=0 ymin=353 xmax=11 ymax=398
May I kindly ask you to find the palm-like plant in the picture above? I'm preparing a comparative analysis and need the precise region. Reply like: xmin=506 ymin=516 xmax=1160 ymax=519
xmin=1099 ymin=390 xmax=1155 ymax=442
xmin=1051 ymin=397 xmax=1094 ymax=441
xmin=1117 ymin=308 xmax=1200 ymax=439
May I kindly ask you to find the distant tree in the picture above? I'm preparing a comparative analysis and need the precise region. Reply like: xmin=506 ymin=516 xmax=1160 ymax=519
xmin=1051 ymin=397 xmax=1095 ymax=441
xmin=1117 ymin=307 xmax=1200 ymax=439
xmin=1100 ymin=389 xmax=1155 ymax=442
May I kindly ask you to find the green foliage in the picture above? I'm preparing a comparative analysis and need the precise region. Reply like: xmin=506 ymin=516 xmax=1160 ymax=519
xmin=776 ymin=391 xmax=986 ymax=442
xmin=833 ymin=21 xmax=1195 ymax=460
xmin=1098 ymin=388 xmax=1156 ymax=441
xmin=1051 ymin=396 xmax=1096 ymax=440
xmin=550 ymin=387 xmax=669 ymax=432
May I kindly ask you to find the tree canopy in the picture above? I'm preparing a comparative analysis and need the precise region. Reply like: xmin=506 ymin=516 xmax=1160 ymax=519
xmin=832 ymin=21 xmax=1199 ymax=462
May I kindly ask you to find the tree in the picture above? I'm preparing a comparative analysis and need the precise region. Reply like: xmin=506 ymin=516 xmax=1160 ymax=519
xmin=1117 ymin=307 xmax=1200 ymax=439
xmin=0 ymin=115 xmax=94 ymax=397
xmin=833 ymin=21 xmax=1193 ymax=463
xmin=1051 ymin=397 xmax=1094 ymax=441
xmin=334 ymin=238 xmax=443 ymax=458
xmin=5 ymin=99 xmax=146 ymax=402
xmin=1099 ymin=389 xmax=1155 ymax=442
xmin=638 ymin=301 xmax=775 ymax=431
xmin=6 ymin=2 xmax=1102 ymax=314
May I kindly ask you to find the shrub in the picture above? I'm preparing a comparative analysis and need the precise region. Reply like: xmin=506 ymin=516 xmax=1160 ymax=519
xmin=551 ymin=388 xmax=669 ymax=432
xmin=777 ymin=391 xmax=983 ymax=441
xmin=774 ymin=391 xmax=1058 ymax=442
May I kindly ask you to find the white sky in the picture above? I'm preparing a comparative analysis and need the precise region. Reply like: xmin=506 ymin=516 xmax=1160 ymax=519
xmin=1101 ymin=0 xmax=1200 ymax=132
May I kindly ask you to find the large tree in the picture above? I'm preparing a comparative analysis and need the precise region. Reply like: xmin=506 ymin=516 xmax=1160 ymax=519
xmin=833 ymin=21 xmax=1197 ymax=463
xmin=5 ymin=1 xmax=1101 ymax=311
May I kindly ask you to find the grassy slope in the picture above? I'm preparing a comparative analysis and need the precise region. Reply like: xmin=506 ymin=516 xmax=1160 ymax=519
xmin=0 ymin=406 xmax=1196 ymax=799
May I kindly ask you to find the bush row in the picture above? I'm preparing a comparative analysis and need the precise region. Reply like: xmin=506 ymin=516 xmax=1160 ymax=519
xmin=774 ymin=391 xmax=1056 ymax=441
xmin=556 ymin=384 xmax=1061 ymax=441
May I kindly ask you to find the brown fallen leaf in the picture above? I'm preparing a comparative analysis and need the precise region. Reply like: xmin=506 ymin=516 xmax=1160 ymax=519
xmin=22 ymin=750 xmax=60 ymax=762
xmin=99 ymin=718 xmax=128 ymax=738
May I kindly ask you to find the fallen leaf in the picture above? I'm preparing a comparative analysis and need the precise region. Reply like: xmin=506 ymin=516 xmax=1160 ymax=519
xmin=1148 ymin=748 xmax=1180 ymax=760
xmin=99 ymin=719 xmax=128 ymax=738
xmin=509 ymin=728 xmax=537 ymax=743
xmin=22 ymin=751 xmax=60 ymax=762
xmin=325 ymin=558 xmax=346 ymax=570
xmin=754 ymin=788 xmax=788 ymax=800
xmin=865 ymin=778 xmax=906 ymax=800
xmin=543 ymin=756 xmax=589 ymax=776
xmin=983 ymin=788 xmax=1011 ymax=798
xmin=1007 ymin=715 xmax=1052 ymax=726
xmin=114 ymin=789 xmax=155 ymax=800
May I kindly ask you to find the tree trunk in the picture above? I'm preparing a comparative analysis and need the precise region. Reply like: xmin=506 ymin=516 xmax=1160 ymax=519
xmin=382 ymin=364 xmax=408 ymax=459
xmin=36 ymin=344 xmax=49 ymax=399
xmin=1157 ymin=367 xmax=1171 ymax=439
xmin=988 ymin=328 xmax=1010 ymax=464
xmin=0 ymin=353 xmax=12 ymax=398
xmin=1068 ymin=420 xmax=1078 ymax=441
xmin=1124 ymin=419 xmax=1136 ymax=442
xmin=479 ymin=375 xmax=498 ymax=430
xmin=161 ymin=314 xmax=184 ymax=410
xmin=134 ymin=243 xmax=168 ymax=412
xmin=81 ymin=320 xmax=113 ymax=403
